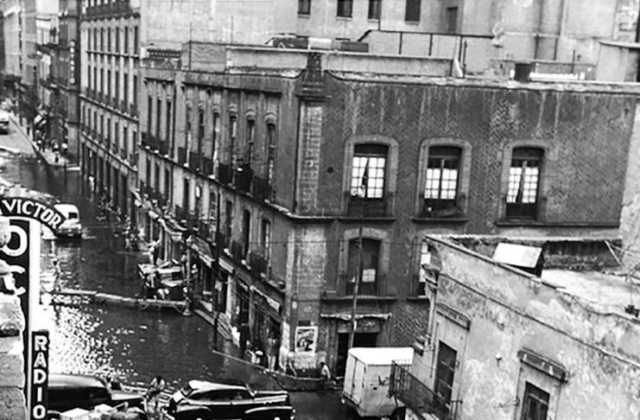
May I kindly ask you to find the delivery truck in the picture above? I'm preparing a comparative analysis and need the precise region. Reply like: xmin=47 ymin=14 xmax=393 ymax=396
xmin=342 ymin=347 xmax=414 ymax=418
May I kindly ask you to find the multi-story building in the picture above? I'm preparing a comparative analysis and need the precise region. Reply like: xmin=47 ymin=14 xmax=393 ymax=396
xmin=138 ymin=35 xmax=640 ymax=377
xmin=79 ymin=0 xmax=140 ymax=221
xmin=34 ymin=0 xmax=58 ymax=143
xmin=51 ymin=0 xmax=81 ymax=160
xmin=1 ymin=0 xmax=23 ymax=104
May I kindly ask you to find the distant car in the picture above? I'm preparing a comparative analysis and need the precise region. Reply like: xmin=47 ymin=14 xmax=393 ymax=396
xmin=47 ymin=373 xmax=144 ymax=419
xmin=54 ymin=203 xmax=82 ymax=238
xmin=0 ymin=110 xmax=10 ymax=134
xmin=163 ymin=379 xmax=290 ymax=420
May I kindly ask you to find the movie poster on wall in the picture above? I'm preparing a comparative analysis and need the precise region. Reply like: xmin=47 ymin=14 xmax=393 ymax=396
xmin=294 ymin=326 xmax=317 ymax=353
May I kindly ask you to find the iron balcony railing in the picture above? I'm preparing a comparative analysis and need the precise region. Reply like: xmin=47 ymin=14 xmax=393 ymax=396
xmin=389 ymin=362 xmax=462 ymax=420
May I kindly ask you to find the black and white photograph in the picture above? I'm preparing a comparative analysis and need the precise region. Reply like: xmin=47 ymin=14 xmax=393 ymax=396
xmin=1 ymin=1 xmax=640 ymax=420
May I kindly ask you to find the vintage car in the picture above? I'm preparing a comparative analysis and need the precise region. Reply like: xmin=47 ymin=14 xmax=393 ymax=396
xmin=243 ymin=406 xmax=295 ymax=420
xmin=53 ymin=203 xmax=83 ymax=238
xmin=47 ymin=373 xmax=144 ymax=419
xmin=162 ymin=379 xmax=290 ymax=420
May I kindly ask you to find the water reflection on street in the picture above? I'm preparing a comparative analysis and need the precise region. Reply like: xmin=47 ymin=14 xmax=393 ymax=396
xmin=0 ymin=150 xmax=358 ymax=420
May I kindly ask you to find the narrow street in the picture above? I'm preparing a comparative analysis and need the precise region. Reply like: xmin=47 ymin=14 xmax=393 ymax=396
xmin=0 ymin=118 xmax=359 ymax=420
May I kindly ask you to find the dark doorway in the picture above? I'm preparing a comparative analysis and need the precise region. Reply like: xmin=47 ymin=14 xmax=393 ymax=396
xmin=336 ymin=332 xmax=377 ymax=376
xmin=434 ymin=341 xmax=457 ymax=415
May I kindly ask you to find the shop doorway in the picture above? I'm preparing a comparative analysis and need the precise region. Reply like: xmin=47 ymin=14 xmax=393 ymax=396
xmin=336 ymin=332 xmax=377 ymax=376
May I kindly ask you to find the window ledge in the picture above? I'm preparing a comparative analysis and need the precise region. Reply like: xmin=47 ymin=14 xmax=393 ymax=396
xmin=338 ymin=216 xmax=396 ymax=224
xmin=321 ymin=295 xmax=398 ymax=303
xmin=412 ymin=216 xmax=468 ymax=224
xmin=496 ymin=220 xmax=619 ymax=228
xmin=406 ymin=296 xmax=430 ymax=302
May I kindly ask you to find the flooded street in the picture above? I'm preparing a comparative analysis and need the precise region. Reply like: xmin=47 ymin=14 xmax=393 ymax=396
xmin=0 ymin=127 xmax=358 ymax=420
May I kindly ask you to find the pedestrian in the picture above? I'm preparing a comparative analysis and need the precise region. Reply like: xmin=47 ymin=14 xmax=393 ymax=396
xmin=52 ymin=259 xmax=62 ymax=292
xmin=319 ymin=361 xmax=331 ymax=393
xmin=61 ymin=142 xmax=68 ymax=155
xmin=266 ymin=333 xmax=279 ymax=371
xmin=145 ymin=375 xmax=166 ymax=414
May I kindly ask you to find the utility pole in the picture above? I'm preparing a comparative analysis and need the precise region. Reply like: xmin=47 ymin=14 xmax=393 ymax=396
xmin=348 ymin=225 xmax=364 ymax=349
xmin=213 ymin=190 xmax=221 ymax=347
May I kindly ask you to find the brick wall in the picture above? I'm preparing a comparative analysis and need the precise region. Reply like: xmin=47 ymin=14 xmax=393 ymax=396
xmin=0 ymin=294 xmax=26 ymax=420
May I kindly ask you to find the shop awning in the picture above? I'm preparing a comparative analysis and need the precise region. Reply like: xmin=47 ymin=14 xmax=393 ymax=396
xmin=190 ymin=236 xmax=214 ymax=267
xmin=320 ymin=312 xmax=392 ymax=321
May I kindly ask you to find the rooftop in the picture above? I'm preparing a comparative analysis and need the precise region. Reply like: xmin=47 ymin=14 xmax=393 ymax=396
xmin=541 ymin=269 xmax=640 ymax=316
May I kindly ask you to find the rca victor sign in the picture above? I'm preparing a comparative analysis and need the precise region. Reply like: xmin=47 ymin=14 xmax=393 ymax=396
xmin=0 ymin=197 xmax=64 ymax=420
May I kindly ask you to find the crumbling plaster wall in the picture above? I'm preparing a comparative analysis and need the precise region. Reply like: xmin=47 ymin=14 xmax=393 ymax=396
xmin=416 ymin=237 xmax=640 ymax=420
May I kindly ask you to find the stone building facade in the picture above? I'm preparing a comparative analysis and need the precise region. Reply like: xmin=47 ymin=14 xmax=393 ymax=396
xmin=79 ymin=0 xmax=141 ymax=222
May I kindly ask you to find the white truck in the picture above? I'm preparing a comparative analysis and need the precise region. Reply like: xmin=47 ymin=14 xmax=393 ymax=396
xmin=342 ymin=347 xmax=414 ymax=418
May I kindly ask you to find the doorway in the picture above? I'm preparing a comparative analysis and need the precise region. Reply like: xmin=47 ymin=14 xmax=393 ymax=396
xmin=336 ymin=332 xmax=377 ymax=376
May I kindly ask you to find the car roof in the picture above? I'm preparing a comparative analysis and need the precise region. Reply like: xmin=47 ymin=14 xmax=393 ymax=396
xmin=54 ymin=204 xmax=80 ymax=213
xmin=49 ymin=373 xmax=107 ymax=389
xmin=188 ymin=379 xmax=248 ymax=392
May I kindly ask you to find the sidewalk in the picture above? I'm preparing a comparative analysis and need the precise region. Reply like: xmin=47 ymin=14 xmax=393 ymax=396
xmin=9 ymin=113 xmax=71 ymax=168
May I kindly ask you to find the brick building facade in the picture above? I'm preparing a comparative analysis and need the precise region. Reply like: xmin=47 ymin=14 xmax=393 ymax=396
xmin=138 ymin=43 xmax=639 ymax=374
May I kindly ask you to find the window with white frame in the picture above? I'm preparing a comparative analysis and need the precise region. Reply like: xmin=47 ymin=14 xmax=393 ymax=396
xmin=350 ymin=144 xmax=387 ymax=199
xmin=506 ymin=147 xmax=543 ymax=219
xmin=424 ymin=146 xmax=461 ymax=216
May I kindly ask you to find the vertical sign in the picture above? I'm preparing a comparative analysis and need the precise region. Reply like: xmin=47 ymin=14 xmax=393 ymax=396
xmin=1 ymin=218 xmax=32 ymax=387
xmin=30 ymin=330 xmax=49 ymax=420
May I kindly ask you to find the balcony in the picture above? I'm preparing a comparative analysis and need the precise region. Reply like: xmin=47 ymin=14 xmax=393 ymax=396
xmin=217 ymin=163 xmax=233 ymax=185
xmin=347 ymin=194 xmax=393 ymax=218
xmin=202 ymin=157 xmax=214 ymax=177
xmin=230 ymin=240 xmax=246 ymax=262
xmin=421 ymin=196 xmax=466 ymax=219
xmin=234 ymin=164 xmax=253 ymax=193
xmin=189 ymin=151 xmax=201 ymax=172
xmin=248 ymin=250 xmax=268 ymax=275
xmin=177 ymin=147 xmax=187 ymax=166
xmin=252 ymin=176 xmax=273 ymax=202
xmin=158 ymin=141 xmax=169 ymax=156
xmin=389 ymin=362 xmax=461 ymax=420
xmin=128 ymin=103 xmax=137 ymax=117
xmin=340 ymin=273 xmax=382 ymax=296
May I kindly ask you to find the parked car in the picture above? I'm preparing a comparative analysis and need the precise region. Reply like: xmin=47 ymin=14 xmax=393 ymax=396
xmin=47 ymin=373 xmax=144 ymax=419
xmin=162 ymin=379 xmax=290 ymax=420
xmin=243 ymin=406 xmax=295 ymax=420
xmin=54 ymin=203 xmax=83 ymax=238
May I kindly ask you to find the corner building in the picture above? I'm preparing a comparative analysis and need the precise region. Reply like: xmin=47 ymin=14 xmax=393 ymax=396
xmin=139 ymin=39 xmax=639 ymax=375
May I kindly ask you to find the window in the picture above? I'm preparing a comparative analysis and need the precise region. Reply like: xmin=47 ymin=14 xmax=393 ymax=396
xmin=242 ymin=210 xmax=251 ymax=257
xmin=88 ymin=65 xmax=92 ymax=90
xmin=134 ymin=26 xmax=139 ymax=53
xmin=183 ymin=178 xmax=190 ymax=212
xmin=298 ymin=0 xmax=311 ymax=15
xmin=107 ymin=70 xmax=111 ymax=98
xmin=246 ymin=119 xmax=255 ymax=164
xmin=405 ymin=0 xmax=421 ymax=22
xmin=211 ymin=113 xmax=220 ymax=169
xmin=418 ymin=242 xmax=439 ymax=296
xmin=521 ymin=383 xmax=549 ymax=420
xmin=101 ymin=28 xmax=104 ymax=50
xmin=133 ymin=76 xmax=138 ymax=106
xmin=224 ymin=200 xmax=233 ymax=246
xmin=100 ymin=69 xmax=103 ymax=93
xmin=123 ymin=73 xmax=128 ymax=104
xmin=93 ymin=68 xmax=97 ymax=91
xmin=337 ymin=0 xmax=353 ymax=17
xmin=123 ymin=126 xmax=128 ymax=158
xmin=115 ymin=70 xmax=119 ymax=101
xmin=228 ymin=114 xmax=237 ymax=165
xmin=346 ymin=238 xmax=380 ymax=295
xmin=266 ymin=123 xmax=276 ymax=185
xmin=198 ymin=109 xmax=205 ymax=149
xmin=107 ymin=28 xmax=111 ymax=52
xmin=350 ymin=144 xmax=387 ymax=199
xmin=157 ymin=98 xmax=162 ymax=138
xmin=124 ymin=27 xmax=129 ymax=54
xmin=166 ymin=102 xmax=172 ymax=145
xmin=506 ymin=147 xmax=543 ymax=219
xmin=147 ymin=96 xmax=153 ymax=135
xmin=424 ymin=146 xmax=461 ymax=216
xmin=261 ymin=219 xmax=271 ymax=261
xmin=434 ymin=342 xmax=457 ymax=415
xmin=155 ymin=162 xmax=161 ymax=192
xmin=368 ymin=0 xmax=381 ymax=19
xmin=446 ymin=7 xmax=459 ymax=33
xmin=115 ymin=27 xmax=120 ymax=52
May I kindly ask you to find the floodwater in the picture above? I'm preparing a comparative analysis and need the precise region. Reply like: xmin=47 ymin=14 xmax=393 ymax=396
xmin=0 ymin=139 xmax=358 ymax=419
